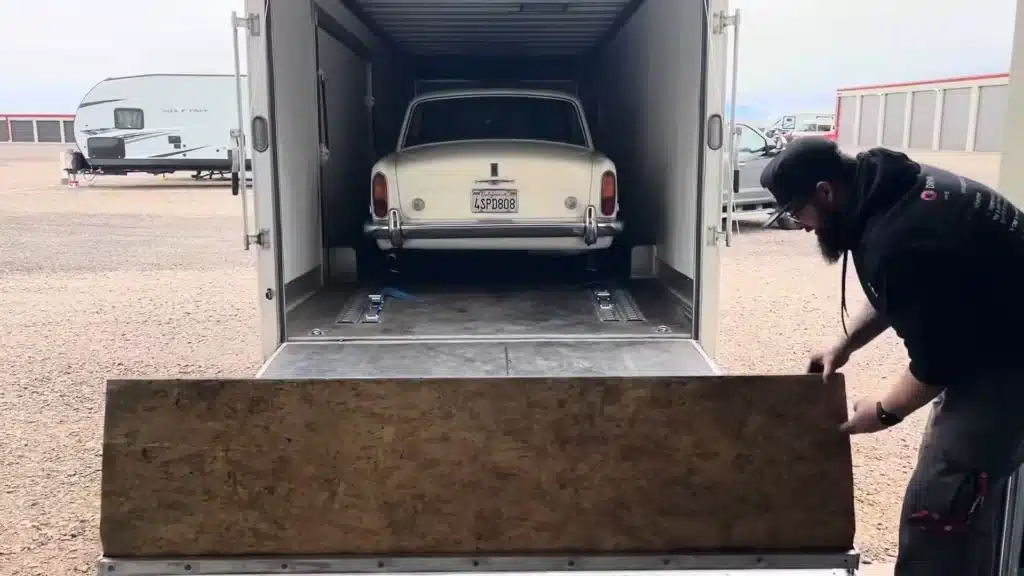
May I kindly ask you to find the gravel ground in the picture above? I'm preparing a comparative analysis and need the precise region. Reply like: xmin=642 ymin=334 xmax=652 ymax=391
xmin=0 ymin=144 xmax=922 ymax=573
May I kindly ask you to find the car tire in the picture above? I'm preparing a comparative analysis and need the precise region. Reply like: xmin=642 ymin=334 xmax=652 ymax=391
xmin=775 ymin=214 xmax=802 ymax=231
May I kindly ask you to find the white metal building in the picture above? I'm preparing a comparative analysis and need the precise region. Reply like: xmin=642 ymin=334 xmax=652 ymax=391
xmin=0 ymin=113 xmax=76 ymax=145
xmin=834 ymin=73 xmax=1010 ymax=154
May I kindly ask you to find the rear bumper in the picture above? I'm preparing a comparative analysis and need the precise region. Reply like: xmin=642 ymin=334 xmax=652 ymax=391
xmin=364 ymin=206 xmax=624 ymax=248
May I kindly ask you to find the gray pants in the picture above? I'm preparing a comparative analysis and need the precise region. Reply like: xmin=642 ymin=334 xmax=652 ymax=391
xmin=896 ymin=380 xmax=1024 ymax=576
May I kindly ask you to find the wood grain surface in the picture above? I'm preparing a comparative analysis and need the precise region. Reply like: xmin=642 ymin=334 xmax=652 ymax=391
xmin=100 ymin=375 xmax=854 ymax=557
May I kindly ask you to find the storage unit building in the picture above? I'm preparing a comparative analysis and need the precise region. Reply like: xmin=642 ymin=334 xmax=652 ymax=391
xmin=834 ymin=73 xmax=1010 ymax=154
xmin=0 ymin=113 xmax=77 ymax=145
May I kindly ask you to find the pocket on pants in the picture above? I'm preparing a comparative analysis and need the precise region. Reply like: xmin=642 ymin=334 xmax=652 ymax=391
xmin=906 ymin=467 xmax=990 ymax=533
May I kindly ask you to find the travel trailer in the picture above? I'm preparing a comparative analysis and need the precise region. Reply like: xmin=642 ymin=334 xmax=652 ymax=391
xmin=763 ymin=112 xmax=836 ymax=141
xmin=68 ymin=73 xmax=252 ymax=178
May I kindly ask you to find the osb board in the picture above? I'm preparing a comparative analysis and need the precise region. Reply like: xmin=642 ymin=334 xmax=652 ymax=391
xmin=100 ymin=375 xmax=854 ymax=557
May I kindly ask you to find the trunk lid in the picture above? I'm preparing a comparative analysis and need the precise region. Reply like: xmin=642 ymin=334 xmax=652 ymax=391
xmin=393 ymin=140 xmax=595 ymax=221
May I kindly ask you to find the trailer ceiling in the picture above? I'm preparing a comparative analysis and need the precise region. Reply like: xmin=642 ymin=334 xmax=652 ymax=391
xmin=347 ymin=0 xmax=639 ymax=56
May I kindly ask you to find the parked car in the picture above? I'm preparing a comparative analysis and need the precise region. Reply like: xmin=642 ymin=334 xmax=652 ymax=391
xmin=763 ymin=112 xmax=836 ymax=143
xmin=364 ymin=88 xmax=624 ymax=252
xmin=723 ymin=122 xmax=801 ymax=230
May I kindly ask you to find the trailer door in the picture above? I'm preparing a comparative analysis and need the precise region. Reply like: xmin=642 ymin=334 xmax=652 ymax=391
xmin=236 ymin=0 xmax=283 ymax=360
xmin=695 ymin=0 xmax=735 ymax=360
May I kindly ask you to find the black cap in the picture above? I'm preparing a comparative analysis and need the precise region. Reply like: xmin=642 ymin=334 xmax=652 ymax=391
xmin=759 ymin=137 xmax=845 ymax=228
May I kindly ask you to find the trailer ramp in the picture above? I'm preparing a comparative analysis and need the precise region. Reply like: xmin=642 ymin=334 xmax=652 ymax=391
xmin=99 ymin=374 xmax=856 ymax=574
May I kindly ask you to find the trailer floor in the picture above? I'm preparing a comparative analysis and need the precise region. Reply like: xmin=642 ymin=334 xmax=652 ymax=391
xmin=259 ymin=338 xmax=716 ymax=378
xmin=273 ymin=276 xmax=700 ymax=378
xmin=285 ymin=278 xmax=692 ymax=340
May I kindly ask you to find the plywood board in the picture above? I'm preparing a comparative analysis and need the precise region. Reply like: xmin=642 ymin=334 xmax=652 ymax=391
xmin=100 ymin=375 xmax=854 ymax=557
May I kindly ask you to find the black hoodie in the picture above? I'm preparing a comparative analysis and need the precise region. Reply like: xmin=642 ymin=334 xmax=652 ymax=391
xmin=843 ymin=148 xmax=1024 ymax=389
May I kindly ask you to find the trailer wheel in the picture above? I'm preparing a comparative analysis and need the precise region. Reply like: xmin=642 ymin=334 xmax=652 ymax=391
xmin=70 ymin=152 xmax=89 ymax=172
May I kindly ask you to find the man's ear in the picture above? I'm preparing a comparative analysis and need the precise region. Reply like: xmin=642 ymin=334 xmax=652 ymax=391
xmin=814 ymin=181 xmax=834 ymax=203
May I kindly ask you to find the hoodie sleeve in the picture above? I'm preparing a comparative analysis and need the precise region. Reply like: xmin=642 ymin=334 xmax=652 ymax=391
xmin=878 ymin=247 xmax=973 ymax=388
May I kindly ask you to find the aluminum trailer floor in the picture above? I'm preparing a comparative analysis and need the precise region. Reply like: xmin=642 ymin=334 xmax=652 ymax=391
xmin=285 ymin=279 xmax=693 ymax=340
xmin=271 ymin=277 xmax=702 ymax=378
xmin=259 ymin=338 xmax=717 ymax=378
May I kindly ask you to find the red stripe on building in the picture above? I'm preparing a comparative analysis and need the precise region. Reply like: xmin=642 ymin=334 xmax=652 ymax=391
xmin=837 ymin=73 xmax=1008 ymax=93
xmin=1 ymin=113 xmax=75 ymax=118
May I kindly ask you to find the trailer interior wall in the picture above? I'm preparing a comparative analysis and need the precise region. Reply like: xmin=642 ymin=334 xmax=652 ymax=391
xmin=259 ymin=0 xmax=715 ymax=357
xmin=589 ymin=0 xmax=704 ymax=275
xmin=269 ymin=0 xmax=343 ymax=285
xmin=267 ymin=0 xmax=409 ymax=287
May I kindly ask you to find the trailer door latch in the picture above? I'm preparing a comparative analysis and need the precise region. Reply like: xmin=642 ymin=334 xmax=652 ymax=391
xmin=708 ymin=225 xmax=725 ymax=246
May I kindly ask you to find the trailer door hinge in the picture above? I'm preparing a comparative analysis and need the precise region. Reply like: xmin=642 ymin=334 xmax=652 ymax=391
xmin=233 ymin=13 xmax=260 ymax=36
xmin=246 ymin=228 xmax=270 ymax=250
xmin=712 ymin=10 xmax=738 ymax=34
xmin=707 ymin=224 xmax=724 ymax=246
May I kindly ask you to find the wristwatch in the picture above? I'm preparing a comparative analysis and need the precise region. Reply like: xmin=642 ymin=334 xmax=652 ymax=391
xmin=876 ymin=401 xmax=904 ymax=427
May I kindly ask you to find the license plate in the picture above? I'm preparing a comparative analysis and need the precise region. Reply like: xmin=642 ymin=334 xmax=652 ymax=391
xmin=471 ymin=189 xmax=518 ymax=213
xmin=471 ymin=188 xmax=520 ymax=213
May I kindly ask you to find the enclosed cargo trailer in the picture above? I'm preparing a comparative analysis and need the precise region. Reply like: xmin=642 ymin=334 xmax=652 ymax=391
xmin=234 ymin=0 xmax=736 ymax=371
xmin=95 ymin=1 xmax=864 ymax=574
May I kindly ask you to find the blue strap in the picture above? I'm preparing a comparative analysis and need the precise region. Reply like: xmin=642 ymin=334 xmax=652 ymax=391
xmin=380 ymin=287 xmax=422 ymax=302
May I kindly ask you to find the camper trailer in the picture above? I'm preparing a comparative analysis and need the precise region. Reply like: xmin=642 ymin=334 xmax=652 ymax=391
xmin=69 ymin=74 xmax=252 ymax=178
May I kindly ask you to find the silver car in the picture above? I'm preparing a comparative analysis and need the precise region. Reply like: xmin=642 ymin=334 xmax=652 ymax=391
xmin=722 ymin=122 xmax=801 ymax=230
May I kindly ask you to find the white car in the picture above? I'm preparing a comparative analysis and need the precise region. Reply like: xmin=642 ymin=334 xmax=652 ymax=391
xmin=363 ymin=88 xmax=624 ymax=251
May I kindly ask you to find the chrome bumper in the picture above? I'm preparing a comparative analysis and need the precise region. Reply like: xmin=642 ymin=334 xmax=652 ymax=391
xmin=363 ymin=206 xmax=624 ymax=248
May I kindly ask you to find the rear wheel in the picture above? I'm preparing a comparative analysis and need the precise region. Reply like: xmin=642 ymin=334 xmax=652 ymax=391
xmin=70 ymin=152 xmax=89 ymax=172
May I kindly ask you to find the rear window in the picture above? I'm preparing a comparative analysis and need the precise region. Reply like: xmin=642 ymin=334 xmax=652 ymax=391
xmin=402 ymin=95 xmax=588 ymax=148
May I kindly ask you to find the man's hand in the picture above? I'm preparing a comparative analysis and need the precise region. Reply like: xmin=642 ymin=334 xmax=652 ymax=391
xmin=808 ymin=344 xmax=850 ymax=379
xmin=839 ymin=397 xmax=888 ymax=435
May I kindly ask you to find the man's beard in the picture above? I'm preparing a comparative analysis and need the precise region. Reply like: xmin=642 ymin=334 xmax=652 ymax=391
xmin=815 ymin=203 xmax=846 ymax=263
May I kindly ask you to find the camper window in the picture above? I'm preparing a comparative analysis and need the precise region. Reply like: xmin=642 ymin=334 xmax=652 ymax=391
xmin=113 ymin=108 xmax=144 ymax=130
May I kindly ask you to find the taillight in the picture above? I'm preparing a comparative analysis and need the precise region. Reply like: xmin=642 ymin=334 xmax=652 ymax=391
xmin=371 ymin=172 xmax=388 ymax=218
xmin=600 ymin=171 xmax=616 ymax=216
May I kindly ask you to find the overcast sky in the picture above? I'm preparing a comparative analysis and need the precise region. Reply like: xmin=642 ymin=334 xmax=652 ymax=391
xmin=0 ymin=0 xmax=1016 ymax=123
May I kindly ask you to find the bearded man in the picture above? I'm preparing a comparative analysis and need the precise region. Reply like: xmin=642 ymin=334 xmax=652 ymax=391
xmin=759 ymin=137 xmax=1024 ymax=575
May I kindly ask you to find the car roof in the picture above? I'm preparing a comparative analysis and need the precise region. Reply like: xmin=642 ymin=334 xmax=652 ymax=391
xmin=409 ymin=87 xmax=582 ymax=106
